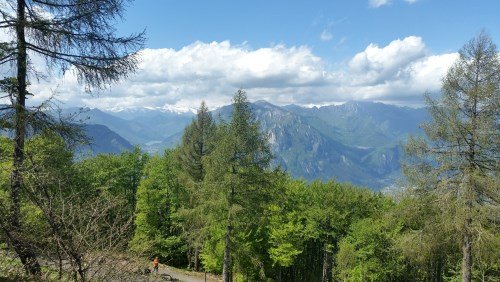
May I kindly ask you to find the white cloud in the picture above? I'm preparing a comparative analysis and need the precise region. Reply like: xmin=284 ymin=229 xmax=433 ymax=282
xmin=320 ymin=30 xmax=333 ymax=41
xmin=327 ymin=36 xmax=457 ymax=104
xmin=4 ymin=36 xmax=457 ymax=110
xmin=25 ymin=41 xmax=330 ymax=110
xmin=136 ymin=41 xmax=328 ymax=89
xmin=404 ymin=0 xmax=419 ymax=3
xmin=369 ymin=0 xmax=391 ymax=8
xmin=405 ymin=53 xmax=458 ymax=92
xmin=332 ymin=51 xmax=457 ymax=104
xmin=347 ymin=36 xmax=426 ymax=85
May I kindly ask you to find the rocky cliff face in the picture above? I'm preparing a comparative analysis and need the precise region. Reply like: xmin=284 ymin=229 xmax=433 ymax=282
xmin=77 ymin=100 xmax=427 ymax=189
xmin=214 ymin=100 xmax=425 ymax=189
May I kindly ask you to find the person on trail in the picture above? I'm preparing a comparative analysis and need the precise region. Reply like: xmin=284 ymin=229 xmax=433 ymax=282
xmin=153 ymin=257 xmax=159 ymax=273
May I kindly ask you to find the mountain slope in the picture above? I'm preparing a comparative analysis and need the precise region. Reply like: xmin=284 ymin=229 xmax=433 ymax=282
xmin=79 ymin=124 xmax=134 ymax=155
xmin=79 ymin=101 xmax=427 ymax=189
xmin=108 ymin=108 xmax=194 ymax=141
xmin=285 ymin=101 xmax=428 ymax=147
xmin=214 ymin=101 xmax=407 ymax=188
xmin=64 ymin=107 xmax=193 ymax=147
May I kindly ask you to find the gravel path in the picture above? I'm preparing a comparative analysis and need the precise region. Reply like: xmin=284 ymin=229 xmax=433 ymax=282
xmin=157 ymin=265 xmax=219 ymax=282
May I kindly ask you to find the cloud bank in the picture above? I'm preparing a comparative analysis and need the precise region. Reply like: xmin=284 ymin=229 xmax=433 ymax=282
xmin=17 ymin=36 xmax=457 ymax=111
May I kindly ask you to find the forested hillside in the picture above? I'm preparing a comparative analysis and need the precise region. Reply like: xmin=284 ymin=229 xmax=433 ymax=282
xmin=215 ymin=100 xmax=426 ymax=188
xmin=73 ymin=100 xmax=427 ymax=189
xmin=2 ymin=84 xmax=498 ymax=280
xmin=0 ymin=0 xmax=498 ymax=281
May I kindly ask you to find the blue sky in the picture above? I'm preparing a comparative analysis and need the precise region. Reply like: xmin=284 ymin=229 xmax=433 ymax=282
xmin=11 ymin=0 xmax=500 ymax=111
xmin=118 ymin=0 xmax=499 ymax=62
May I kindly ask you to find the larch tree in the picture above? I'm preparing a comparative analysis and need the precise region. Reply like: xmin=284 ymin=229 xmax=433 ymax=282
xmin=203 ymin=90 xmax=273 ymax=281
xmin=404 ymin=32 xmax=499 ymax=282
xmin=178 ymin=101 xmax=215 ymax=183
xmin=177 ymin=101 xmax=215 ymax=271
xmin=0 ymin=0 xmax=144 ymax=274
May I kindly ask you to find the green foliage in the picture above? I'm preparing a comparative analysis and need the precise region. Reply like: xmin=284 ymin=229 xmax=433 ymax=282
xmin=130 ymin=150 xmax=187 ymax=266
xmin=178 ymin=101 xmax=215 ymax=182
xmin=175 ymin=102 xmax=216 ymax=270
xmin=0 ymin=78 xmax=495 ymax=281
xmin=199 ymin=220 xmax=226 ymax=273
xmin=336 ymin=217 xmax=404 ymax=281
xmin=77 ymin=147 xmax=148 ymax=212
xmin=267 ymin=180 xmax=309 ymax=268
xmin=3 ymin=134 xmax=77 ymax=250
xmin=1 ymin=133 xmax=140 ymax=278
xmin=403 ymin=32 xmax=500 ymax=281
xmin=0 ymin=136 xmax=12 ymax=196
xmin=268 ymin=179 xmax=385 ymax=281
xmin=199 ymin=90 xmax=276 ymax=279
xmin=394 ymin=193 xmax=461 ymax=280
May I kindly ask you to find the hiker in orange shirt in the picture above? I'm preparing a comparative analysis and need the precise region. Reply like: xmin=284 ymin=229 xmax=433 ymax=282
xmin=153 ymin=257 xmax=159 ymax=273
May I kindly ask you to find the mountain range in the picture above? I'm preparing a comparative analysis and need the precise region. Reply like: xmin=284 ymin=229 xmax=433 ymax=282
xmin=65 ymin=101 xmax=428 ymax=189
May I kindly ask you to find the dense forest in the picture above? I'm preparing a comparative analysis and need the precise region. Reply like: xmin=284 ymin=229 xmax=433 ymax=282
xmin=0 ymin=0 xmax=498 ymax=281
xmin=1 ymin=78 xmax=499 ymax=281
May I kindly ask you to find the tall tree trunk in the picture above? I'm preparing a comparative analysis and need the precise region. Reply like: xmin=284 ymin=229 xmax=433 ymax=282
xmin=194 ymin=247 xmax=200 ymax=271
xmin=462 ymin=212 xmax=472 ymax=282
xmin=437 ymin=258 xmax=443 ymax=282
xmin=322 ymin=242 xmax=332 ymax=282
xmin=74 ymin=253 xmax=86 ymax=281
xmin=8 ymin=0 xmax=41 ymax=275
xmin=187 ymin=248 xmax=193 ymax=269
xmin=222 ymin=220 xmax=232 ymax=282
xmin=57 ymin=242 xmax=63 ymax=280
xmin=321 ymin=240 xmax=333 ymax=282
xmin=322 ymin=216 xmax=333 ymax=282
xmin=461 ymin=61 xmax=480 ymax=282
xmin=222 ymin=174 xmax=235 ymax=282
xmin=461 ymin=172 xmax=473 ymax=282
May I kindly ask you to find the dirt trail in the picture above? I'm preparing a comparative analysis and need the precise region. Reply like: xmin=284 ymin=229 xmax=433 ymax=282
xmin=157 ymin=265 xmax=219 ymax=282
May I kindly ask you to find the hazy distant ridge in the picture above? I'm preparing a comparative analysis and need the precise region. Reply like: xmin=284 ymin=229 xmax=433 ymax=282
xmin=76 ymin=101 xmax=428 ymax=189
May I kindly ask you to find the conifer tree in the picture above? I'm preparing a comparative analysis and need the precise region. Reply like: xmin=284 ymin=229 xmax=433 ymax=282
xmin=404 ymin=32 xmax=499 ymax=282
xmin=204 ymin=90 xmax=273 ymax=281
xmin=177 ymin=101 xmax=215 ymax=270
xmin=0 ymin=0 xmax=144 ymax=274
xmin=178 ymin=101 xmax=215 ymax=183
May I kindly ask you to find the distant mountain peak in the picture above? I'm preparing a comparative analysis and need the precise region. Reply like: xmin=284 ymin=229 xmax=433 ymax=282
xmin=161 ymin=104 xmax=197 ymax=114
xmin=75 ymin=100 xmax=427 ymax=189
xmin=253 ymin=100 xmax=275 ymax=106
xmin=253 ymin=100 xmax=288 ymax=111
xmin=104 ymin=105 xmax=196 ymax=115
